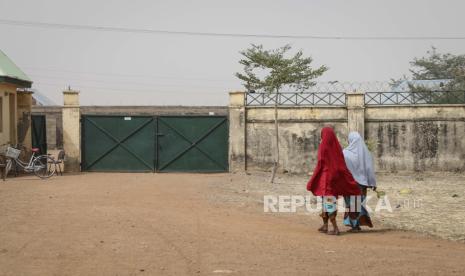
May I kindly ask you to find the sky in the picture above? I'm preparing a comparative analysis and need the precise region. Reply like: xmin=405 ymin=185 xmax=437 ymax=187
xmin=1 ymin=0 xmax=465 ymax=106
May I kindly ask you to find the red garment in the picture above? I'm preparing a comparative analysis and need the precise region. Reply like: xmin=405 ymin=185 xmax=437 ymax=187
xmin=307 ymin=127 xmax=361 ymax=196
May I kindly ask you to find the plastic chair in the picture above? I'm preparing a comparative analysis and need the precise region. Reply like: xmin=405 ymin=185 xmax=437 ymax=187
xmin=54 ymin=150 xmax=65 ymax=176
xmin=0 ymin=163 xmax=5 ymax=181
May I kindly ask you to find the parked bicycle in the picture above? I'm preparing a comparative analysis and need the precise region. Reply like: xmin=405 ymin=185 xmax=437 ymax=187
xmin=4 ymin=145 xmax=55 ymax=179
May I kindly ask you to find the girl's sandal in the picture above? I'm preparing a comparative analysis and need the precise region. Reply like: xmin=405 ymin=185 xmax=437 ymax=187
xmin=318 ymin=226 xmax=328 ymax=233
xmin=326 ymin=230 xmax=340 ymax=235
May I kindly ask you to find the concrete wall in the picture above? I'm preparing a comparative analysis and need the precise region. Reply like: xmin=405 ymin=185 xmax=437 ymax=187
xmin=32 ymin=105 xmax=228 ymax=151
xmin=229 ymin=92 xmax=465 ymax=174
xmin=365 ymin=105 xmax=465 ymax=172
xmin=32 ymin=94 xmax=465 ymax=173
xmin=0 ymin=83 xmax=18 ymax=146
xmin=246 ymin=106 xmax=348 ymax=173
xmin=80 ymin=106 xmax=228 ymax=116
xmin=16 ymin=91 xmax=33 ymax=149
xmin=29 ymin=106 xmax=62 ymax=149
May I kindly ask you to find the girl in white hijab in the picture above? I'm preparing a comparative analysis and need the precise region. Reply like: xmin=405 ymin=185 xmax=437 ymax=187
xmin=343 ymin=131 xmax=376 ymax=232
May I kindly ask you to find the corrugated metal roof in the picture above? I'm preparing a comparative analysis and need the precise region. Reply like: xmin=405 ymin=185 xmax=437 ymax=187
xmin=0 ymin=49 xmax=32 ymax=86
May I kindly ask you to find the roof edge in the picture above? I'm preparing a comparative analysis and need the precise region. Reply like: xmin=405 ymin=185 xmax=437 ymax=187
xmin=0 ymin=76 xmax=32 ymax=88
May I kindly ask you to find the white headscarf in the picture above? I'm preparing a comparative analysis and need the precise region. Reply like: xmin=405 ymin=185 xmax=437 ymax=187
xmin=343 ymin=132 xmax=376 ymax=187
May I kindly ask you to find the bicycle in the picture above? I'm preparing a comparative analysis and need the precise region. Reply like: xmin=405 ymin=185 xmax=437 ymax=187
xmin=4 ymin=145 xmax=56 ymax=179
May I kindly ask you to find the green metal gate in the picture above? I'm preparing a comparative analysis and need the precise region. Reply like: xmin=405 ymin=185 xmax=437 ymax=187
xmin=157 ymin=116 xmax=228 ymax=172
xmin=82 ymin=116 xmax=156 ymax=172
xmin=81 ymin=115 xmax=228 ymax=172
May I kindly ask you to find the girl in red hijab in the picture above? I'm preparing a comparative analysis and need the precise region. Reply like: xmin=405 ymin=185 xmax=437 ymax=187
xmin=307 ymin=127 xmax=360 ymax=235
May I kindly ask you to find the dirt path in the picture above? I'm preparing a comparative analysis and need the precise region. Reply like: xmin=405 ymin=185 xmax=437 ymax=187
xmin=1 ymin=173 xmax=464 ymax=275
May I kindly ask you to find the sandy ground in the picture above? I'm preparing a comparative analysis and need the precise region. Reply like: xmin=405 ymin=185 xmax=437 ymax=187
xmin=0 ymin=173 xmax=464 ymax=276
xmin=218 ymin=171 xmax=465 ymax=242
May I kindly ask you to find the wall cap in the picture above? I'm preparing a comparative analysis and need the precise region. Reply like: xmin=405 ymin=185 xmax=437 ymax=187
xmin=63 ymin=90 xmax=80 ymax=94
xmin=246 ymin=105 xmax=346 ymax=109
xmin=365 ymin=104 xmax=465 ymax=108
xmin=62 ymin=105 xmax=80 ymax=108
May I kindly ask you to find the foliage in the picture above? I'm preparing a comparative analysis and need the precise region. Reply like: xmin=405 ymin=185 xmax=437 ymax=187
xmin=410 ymin=47 xmax=465 ymax=87
xmin=235 ymin=44 xmax=328 ymax=93
xmin=393 ymin=47 xmax=465 ymax=104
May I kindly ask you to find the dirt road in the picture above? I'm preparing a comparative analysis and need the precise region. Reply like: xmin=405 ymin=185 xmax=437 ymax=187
xmin=1 ymin=173 xmax=464 ymax=275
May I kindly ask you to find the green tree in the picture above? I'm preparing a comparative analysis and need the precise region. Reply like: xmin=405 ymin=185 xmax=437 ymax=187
xmin=395 ymin=47 xmax=465 ymax=103
xmin=236 ymin=44 xmax=327 ymax=183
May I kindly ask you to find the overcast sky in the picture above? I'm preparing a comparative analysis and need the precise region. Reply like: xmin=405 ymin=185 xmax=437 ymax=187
xmin=1 ymin=0 xmax=465 ymax=106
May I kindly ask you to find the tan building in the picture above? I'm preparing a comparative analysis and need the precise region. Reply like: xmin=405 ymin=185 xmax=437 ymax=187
xmin=0 ymin=50 xmax=33 ymax=147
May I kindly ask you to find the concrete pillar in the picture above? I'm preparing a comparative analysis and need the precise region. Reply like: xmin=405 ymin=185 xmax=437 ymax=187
xmin=16 ymin=90 xmax=33 ymax=149
xmin=46 ymin=115 xmax=57 ymax=150
xmin=228 ymin=91 xmax=246 ymax=172
xmin=62 ymin=90 xmax=80 ymax=172
xmin=346 ymin=91 xmax=365 ymax=138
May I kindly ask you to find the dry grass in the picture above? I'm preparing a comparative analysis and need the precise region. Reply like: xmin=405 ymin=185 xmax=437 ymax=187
xmin=216 ymin=171 xmax=465 ymax=241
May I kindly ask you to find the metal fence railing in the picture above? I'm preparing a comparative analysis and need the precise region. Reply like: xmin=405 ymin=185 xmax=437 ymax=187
xmin=365 ymin=91 xmax=465 ymax=105
xmin=246 ymin=92 xmax=346 ymax=106
xmin=243 ymin=82 xmax=465 ymax=106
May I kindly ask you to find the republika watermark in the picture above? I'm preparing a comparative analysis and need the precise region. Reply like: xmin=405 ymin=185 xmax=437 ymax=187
xmin=263 ymin=195 xmax=422 ymax=213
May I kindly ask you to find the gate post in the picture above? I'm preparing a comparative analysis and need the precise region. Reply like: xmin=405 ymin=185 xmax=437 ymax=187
xmin=228 ymin=91 xmax=246 ymax=172
xmin=62 ymin=89 xmax=80 ymax=172
xmin=346 ymin=91 xmax=365 ymax=138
